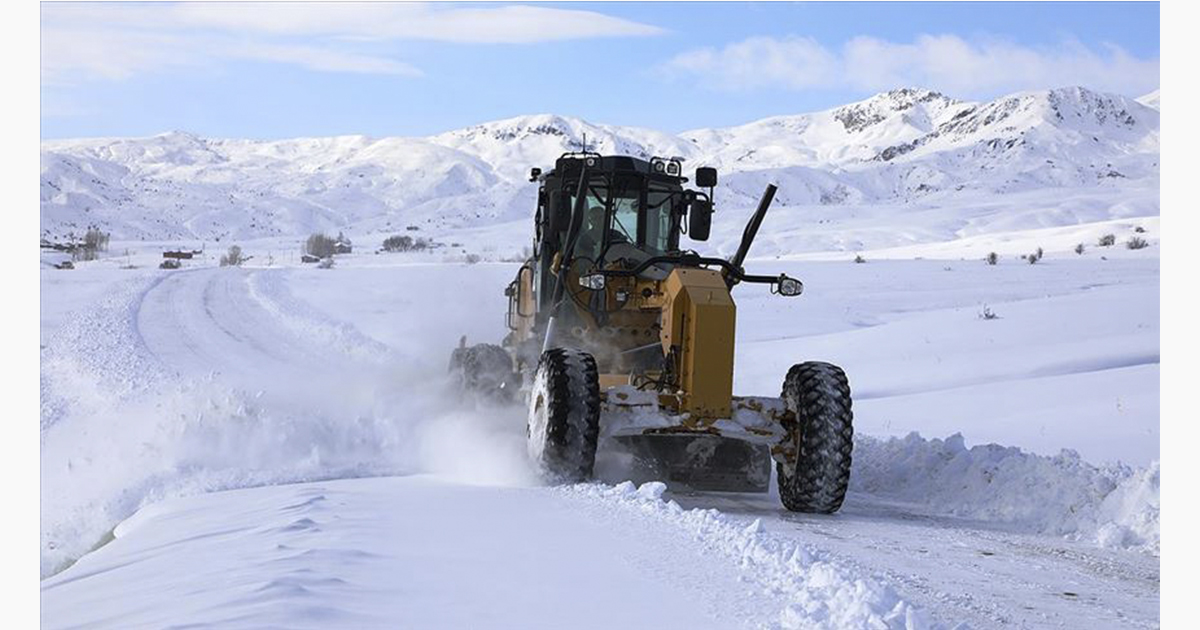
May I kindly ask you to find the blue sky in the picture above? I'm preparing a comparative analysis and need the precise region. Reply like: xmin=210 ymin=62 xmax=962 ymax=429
xmin=40 ymin=2 xmax=1160 ymax=140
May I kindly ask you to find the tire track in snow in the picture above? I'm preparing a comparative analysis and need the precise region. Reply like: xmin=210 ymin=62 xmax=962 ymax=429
xmin=130 ymin=267 xmax=398 ymax=387
xmin=41 ymin=267 xmax=415 ymax=578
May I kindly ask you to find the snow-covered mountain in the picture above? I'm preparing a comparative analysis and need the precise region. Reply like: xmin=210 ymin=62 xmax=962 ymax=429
xmin=40 ymin=86 xmax=1159 ymax=247
xmin=1137 ymin=89 xmax=1160 ymax=110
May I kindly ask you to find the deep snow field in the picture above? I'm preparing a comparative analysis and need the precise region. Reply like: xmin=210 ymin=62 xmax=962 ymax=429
xmin=39 ymin=232 xmax=1159 ymax=629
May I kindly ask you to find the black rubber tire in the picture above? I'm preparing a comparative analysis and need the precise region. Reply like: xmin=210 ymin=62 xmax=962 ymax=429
xmin=449 ymin=343 xmax=519 ymax=401
xmin=777 ymin=361 xmax=854 ymax=514
xmin=527 ymin=348 xmax=601 ymax=483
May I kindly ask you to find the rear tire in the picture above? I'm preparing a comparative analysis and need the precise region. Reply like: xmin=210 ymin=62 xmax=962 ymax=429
xmin=449 ymin=343 xmax=519 ymax=402
xmin=777 ymin=362 xmax=853 ymax=513
xmin=527 ymin=348 xmax=601 ymax=483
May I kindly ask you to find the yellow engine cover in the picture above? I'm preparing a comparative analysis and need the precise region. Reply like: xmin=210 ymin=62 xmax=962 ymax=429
xmin=660 ymin=267 xmax=735 ymax=418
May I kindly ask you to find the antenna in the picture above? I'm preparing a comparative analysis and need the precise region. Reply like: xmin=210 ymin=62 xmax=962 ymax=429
xmin=581 ymin=132 xmax=588 ymax=153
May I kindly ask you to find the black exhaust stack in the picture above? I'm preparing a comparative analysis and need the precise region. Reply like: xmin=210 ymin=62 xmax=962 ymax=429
xmin=543 ymin=162 xmax=592 ymax=351
xmin=725 ymin=183 xmax=778 ymax=287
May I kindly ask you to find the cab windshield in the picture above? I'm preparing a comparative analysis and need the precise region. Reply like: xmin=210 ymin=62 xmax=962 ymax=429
xmin=565 ymin=175 xmax=679 ymax=262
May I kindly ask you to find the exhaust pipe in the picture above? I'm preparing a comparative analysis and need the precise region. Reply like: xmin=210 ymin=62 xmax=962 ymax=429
xmin=543 ymin=163 xmax=592 ymax=352
xmin=724 ymin=183 xmax=778 ymax=286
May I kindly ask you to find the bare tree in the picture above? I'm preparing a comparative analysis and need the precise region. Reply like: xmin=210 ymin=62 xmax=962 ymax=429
xmin=304 ymin=233 xmax=337 ymax=258
xmin=220 ymin=245 xmax=245 ymax=267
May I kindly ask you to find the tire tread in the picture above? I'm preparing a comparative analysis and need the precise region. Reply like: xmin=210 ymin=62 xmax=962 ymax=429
xmin=777 ymin=361 xmax=854 ymax=513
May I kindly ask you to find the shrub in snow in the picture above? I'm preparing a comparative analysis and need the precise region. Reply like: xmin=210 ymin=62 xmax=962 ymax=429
xmin=382 ymin=235 xmax=431 ymax=252
xmin=463 ymin=253 xmax=482 ymax=265
xmin=854 ymin=254 xmax=866 ymax=264
xmin=1026 ymin=253 xmax=1038 ymax=264
xmin=1098 ymin=234 xmax=1116 ymax=247
xmin=304 ymin=233 xmax=337 ymax=259
xmin=979 ymin=305 xmax=999 ymax=320
xmin=1034 ymin=247 xmax=1044 ymax=261
xmin=985 ymin=252 xmax=998 ymax=265
xmin=1134 ymin=226 xmax=1146 ymax=234
xmin=1075 ymin=243 xmax=1085 ymax=255
xmin=382 ymin=235 xmax=412 ymax=252
xmin=1126 ymin=236 xmax=1149 ymax=250
xmin=219 ymin=245 xmax=244 ymax=267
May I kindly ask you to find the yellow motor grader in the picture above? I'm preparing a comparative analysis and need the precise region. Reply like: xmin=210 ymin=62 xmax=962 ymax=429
xmin=451 ymin=152 xmax=853 ymax=512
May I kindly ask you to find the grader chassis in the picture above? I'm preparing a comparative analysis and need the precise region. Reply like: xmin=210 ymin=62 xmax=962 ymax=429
xmin=451 ymin=153 xmax=853 ymax=512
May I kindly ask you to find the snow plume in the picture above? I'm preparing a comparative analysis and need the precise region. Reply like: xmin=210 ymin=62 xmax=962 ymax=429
xmin=40 ymin=269 xmax=534 ymax=577
xmin=851 ymin=433 xmax=1160 ymax=554
xmin=567 ymin=481 xmax=943 ymax=630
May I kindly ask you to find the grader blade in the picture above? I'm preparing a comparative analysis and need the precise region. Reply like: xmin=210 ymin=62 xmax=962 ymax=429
xmin=600 ymin=388 xmax=791 ymax=493
xmin=612 ymin=433 xmax=772 ymax=493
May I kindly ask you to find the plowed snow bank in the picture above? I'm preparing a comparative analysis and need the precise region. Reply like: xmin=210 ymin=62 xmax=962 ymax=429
xmin=566 ymin=481 xmax=943 ymax=630
xmin=851 ymin=433 xmax=1159 ymax=553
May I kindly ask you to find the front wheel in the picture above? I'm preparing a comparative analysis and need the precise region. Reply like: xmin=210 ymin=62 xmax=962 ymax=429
xmin=777 ymin=362 xmax=854 ymax=513
xmin=527 ymin=348 xmax=601 ymax=483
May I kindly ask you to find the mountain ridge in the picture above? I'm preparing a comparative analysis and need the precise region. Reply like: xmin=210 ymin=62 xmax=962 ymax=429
xmin=41 ymin=86 xmax=1159 ymax=248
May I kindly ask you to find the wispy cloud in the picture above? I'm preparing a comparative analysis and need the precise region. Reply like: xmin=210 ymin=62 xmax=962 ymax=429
xmin=165 ymin=3 xmax=666 ymax=43
xmin=659 ymin=34 xmax=1159 ymax=98
xmin=41 ymin=3 xmax=664 ymax=83
xmin=230 ymin=43 xmax=421 ymax=76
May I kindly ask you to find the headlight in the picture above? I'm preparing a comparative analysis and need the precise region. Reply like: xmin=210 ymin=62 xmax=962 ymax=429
xmin=777 ymin=274 xmax=803 ymax=297
xmin=579 ymin=273 xmax=606 ymax=290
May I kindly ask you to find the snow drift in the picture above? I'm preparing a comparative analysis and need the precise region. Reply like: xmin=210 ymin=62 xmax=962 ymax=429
xmin=852 ymin=432 xmax=1159 ymax=553
xmin=38 ymin=268 xmax=534 ymax=577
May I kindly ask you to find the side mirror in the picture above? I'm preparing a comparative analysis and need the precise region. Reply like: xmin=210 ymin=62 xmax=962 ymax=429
xmin=529 ymin=167 xmax=542 ymax=182
xmin=689 ymin=198 xmax=712 ymax=241
xmin=695 ymin=167 xmax=718 ymax=189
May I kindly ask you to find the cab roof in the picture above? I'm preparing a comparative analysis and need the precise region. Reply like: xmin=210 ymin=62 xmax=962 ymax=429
xmin=544 ymin=153 xmax=686 ymax=183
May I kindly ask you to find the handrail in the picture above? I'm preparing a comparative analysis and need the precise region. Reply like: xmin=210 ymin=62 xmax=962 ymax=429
xmin=593 ymin=254 xmax=784 ymax=286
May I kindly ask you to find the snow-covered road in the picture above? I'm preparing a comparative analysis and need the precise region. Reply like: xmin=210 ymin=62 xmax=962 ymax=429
xmin=672 ymin=490 xmax=1159 ymax=629
xmin=40 ymin=254 xmax=1160 ymax=628
xmin=42 ymin=475 xmax=943 ymax=630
